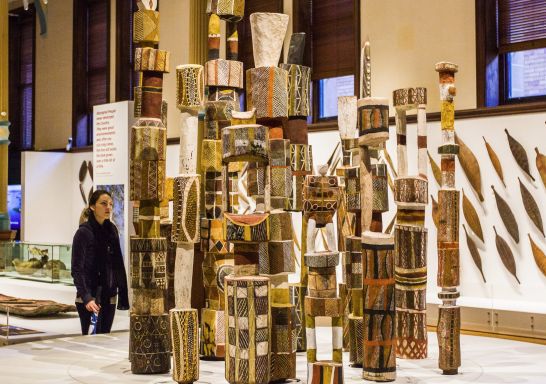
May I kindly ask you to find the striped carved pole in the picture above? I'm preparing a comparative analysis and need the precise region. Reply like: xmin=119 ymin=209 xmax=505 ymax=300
xmin=435 ymin=61 xmax=461 ymax=375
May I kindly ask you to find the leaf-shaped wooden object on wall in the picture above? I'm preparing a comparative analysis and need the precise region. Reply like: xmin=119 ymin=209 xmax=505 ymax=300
xmin=483 ymin=136 xmax=506 ymax=188
xmin=79 ymin=184 xmax=87 ymax=205
xmin=427 ymin=150 xmax=441 ymax=186
xmin=463 ymin=224 xmax=486 ymax=283
xmin=493 ymin=226 xmax=520 ymax=284
xmin=78 ymin=160 xmax=87 ymax=183
xmin=519 ymin=178 xmax=544 ymax=237
xmin=88 ymin=161 xmax=94 ymax=181
xmin=431 ymin=194 xmax=439 ymax=229
xmin=505 ymin=128 xmax=535 ymax=182
xmin=462 ymin=189 xmax=484 ymax=243
xmin=529 ymin=234 xmax=546 ymax=277
xmin=535 ymin=147 xmax=546 ymax=189
xmin=492 ymin=185 xmax=519 ymax=244
xmin=88 ymin=187 xmax=94 ymax=207
xmin=455 ymin=133 xmax=484 ymax=202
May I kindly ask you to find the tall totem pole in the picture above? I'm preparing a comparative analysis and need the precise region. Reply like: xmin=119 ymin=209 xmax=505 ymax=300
xmin=129 ymin=0 xmax=171 ymax=374
xmin=357 ymin=41 xmax=396 ymax=382
xmin=435 ymin=61 xmax=461 ymax=375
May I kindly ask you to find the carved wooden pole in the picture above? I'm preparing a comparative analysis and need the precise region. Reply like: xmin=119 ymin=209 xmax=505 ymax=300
xmin=130 ymin=1 xmax=171 ymax=374
xmin=358 ymin=40 xmax=396 ymax=382
xmin=435 ymin=61 xmax=461 ymax=375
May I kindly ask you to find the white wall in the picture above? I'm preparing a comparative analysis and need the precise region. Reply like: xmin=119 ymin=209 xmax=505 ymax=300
xmin=22 ymin=151 xmax=92 ymax=244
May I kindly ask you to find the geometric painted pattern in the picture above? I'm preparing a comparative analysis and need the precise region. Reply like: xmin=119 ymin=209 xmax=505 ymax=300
xmin=225 ymin=276 xmax=271 ymax=384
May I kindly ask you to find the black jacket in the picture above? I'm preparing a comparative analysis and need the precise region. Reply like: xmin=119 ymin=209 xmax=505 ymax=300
xmin=71 ymin=213 xmax=129 ymax=310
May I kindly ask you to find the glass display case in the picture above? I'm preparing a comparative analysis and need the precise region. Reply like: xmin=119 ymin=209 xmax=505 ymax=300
xmin=0 ymin=242 xmax=72 ymax=284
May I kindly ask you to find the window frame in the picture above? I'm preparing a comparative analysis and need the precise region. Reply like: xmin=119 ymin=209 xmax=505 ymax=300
xmin=72 ymin=0 xmax=111 ymax=148
xmin=294 ymin=0 xmax=360 ymax=124
xmin=476 ymin=0 xmax=546 ymax=108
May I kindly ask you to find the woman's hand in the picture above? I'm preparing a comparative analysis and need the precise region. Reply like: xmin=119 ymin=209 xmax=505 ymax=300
xmin=85 ymin=299 xmax=101 ymax=313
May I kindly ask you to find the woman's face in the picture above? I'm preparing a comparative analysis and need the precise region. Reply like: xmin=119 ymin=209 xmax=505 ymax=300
xmin=91 ymin=194 xmax=113 ymax=224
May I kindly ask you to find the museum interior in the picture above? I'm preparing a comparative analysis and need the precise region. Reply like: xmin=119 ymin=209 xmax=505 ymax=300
xmin=0 ymin=0 xmax=545 ymax=383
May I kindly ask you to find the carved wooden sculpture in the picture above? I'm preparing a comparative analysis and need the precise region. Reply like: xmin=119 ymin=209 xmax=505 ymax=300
xmin=393 ymin=87 xmax=428 ymax=361
xmin=129 ymin=2 xmax=171 ymax=373
xmin=199 ymin=2 xmax=245 ymax=359
xmin=358 ymin=40 xmax=396 ymax=382
xmin=435 ymin=61 xmax=461 ymax=375
xmin=303 ymin=166 xmax=344 ymax=384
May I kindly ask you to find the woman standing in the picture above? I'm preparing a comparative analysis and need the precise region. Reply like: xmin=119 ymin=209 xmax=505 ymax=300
xmin=71 ymin=190 xmax=129 ymax=335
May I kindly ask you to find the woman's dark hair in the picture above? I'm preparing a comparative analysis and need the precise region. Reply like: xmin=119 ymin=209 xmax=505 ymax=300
xmin=88 ymin=189 xmax=112 ymax=207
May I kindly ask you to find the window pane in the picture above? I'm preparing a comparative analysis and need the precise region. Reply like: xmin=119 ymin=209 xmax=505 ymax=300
xmin=318 ymin=75 xmax=354 ymax=119
xmin=508 ymin=48 xmax=546 ymax=99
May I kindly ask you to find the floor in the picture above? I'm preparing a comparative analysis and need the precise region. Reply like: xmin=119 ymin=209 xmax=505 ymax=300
xmin=0 ymin=329 xmax=545 ymax=383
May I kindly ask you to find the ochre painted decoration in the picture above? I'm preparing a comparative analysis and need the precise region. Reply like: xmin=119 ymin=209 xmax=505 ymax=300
xmin=201 ymin=307 xmax=227 ymax=359
xmin=133 ymin=10 xmax=160 ymax=44
xmin=201 ymin=139 xmax=223 ymax=172
xmin=307 ymin=361 xmax=343 ymax=384
xmin=203 ymin=171 xmax=223 ymax=218
xmin=280 ymin=63 xmax=311 ymax=117
xmin=270 ymin=304 xmax=297 ymax=381
xmin=131 ymin=121 xmax=167 ymax=161
xmin=437 ymin=305 xmax=461 ymax=374
xmin=362 ymin=232 xmax=396 ymax=381
xmin=130 ymin=159 xmax=166 ymax=201
xmin=202 ymin=252 xmax=233 ymax=310
xmin=225 ymin=275 xmax=271 ymax=384
xmin=303 ymin=174 xmax=340 ymax=225
xmin=176 ymin=64 xmax=205 ymax=110
xmin=208 ymin=0 xmax=245 ymax=22
xmin=393 ymin=177 xmax=428 ymax=208
xmin=160 ymin=223 xmax=177 ymax=311
xmin=208 ymin=13 xmax=220 ymax=61
xmin=172 ymin=175 xmax=201 ymax=243
xmin=394 ymin=224 xmax=428 ymax=359
xmin=132 ymin=288 xmax=165 ymax=315
xmin=339 ymin=166 xmax=361 ymax=213
xmin=130 ymin=247 xmax=167 ymax=290
xmin=435 ymin=61 xmax=461 ymax=375
xmin=135 ymin=47 xmax=171 ymax=73
xmin=358 ymin=97 xmax=389 ymax=146
xmin=129 ymin=314 xmax=171 ymax=374
xmin=204 ymin=100 xmax=239 ymax=139
xmin=205 ymin=59 xmax=244 ymax=89
xmin=223 ymin=213 xmax=270 ymax=243
xmin=170 ymin=308 xmax=199 ymax=384
xmin=222 ymin=124 xmax=270 ymax=163
xmin=246 ymin=67 xmax=289 ymax=119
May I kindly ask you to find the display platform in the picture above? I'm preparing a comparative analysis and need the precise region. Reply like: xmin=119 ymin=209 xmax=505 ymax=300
xmin=0 ymin=329 xmax=544 ymax=383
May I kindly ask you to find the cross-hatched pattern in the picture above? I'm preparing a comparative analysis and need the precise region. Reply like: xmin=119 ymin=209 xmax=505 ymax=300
xmin=131 ymin=122 xmax=166 ymax=161
xmin=170 ymin=309 xmax=199 ymax=383
xmin=172 ymin=175 xmax=200 ymax=243
xmin=130 ymin=159 xmax=165 ymax=201
xmin=215 ymin=0 xmax=245 ymax=22
xmin=246 ymin=67 xmax=288 ymax=119
xmin=133 ymin=10 xmax=159 ymax=44
xmin=280 ymin=63 xmax=311 ymax=117
xmin=176 ymin=65 xmax=204 ymax=110
xmin=205 ymin=59 xmax=243 ymax=88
